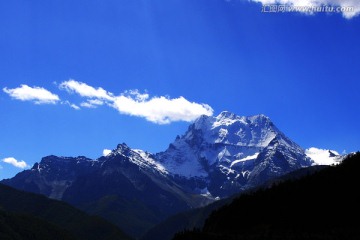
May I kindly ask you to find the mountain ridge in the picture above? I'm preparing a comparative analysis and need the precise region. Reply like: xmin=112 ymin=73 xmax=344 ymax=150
xmin=2 ymin=111 xmax=339 ymax=238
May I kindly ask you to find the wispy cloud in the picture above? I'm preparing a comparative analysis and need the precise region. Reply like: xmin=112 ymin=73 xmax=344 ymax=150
xmin=80 ymin=99 xmax=105 ymax=108
xmin=251 ymin=0 xmax=360 ymax=19
xmin=2 ymin=157 xmax=29 ymax=169
xmin=69 ymin=103 xmax=80 ymax=110
xmin=59 ymin=80 xmax=214 ymax=124
xmin=62 ymin=100 xmax=80 ymax=110
xmin=3 ymin=84 xmax=60 ymax=104
xmin=59 ymin=80 xmax=114 ymax=101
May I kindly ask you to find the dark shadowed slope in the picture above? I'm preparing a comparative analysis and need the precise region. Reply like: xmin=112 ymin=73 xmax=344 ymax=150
xmin=1 ymin=148 xmax=212 ymax=239
xmin=142 ymin=165 xmax=327 ymax=240
xmin=173 ymin=152 xmax=360 ymax=240
xmin=0 ymin=209 xmax=75 ymax=240
xmin=0 ymin=183 xmax=132 ymax=240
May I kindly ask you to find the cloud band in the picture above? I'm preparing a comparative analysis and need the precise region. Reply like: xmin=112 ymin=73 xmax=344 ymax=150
xmin=3 ymin=80 xmax=214 ymax=124
xmin=60 ymin=80 xmax=214 ymax=124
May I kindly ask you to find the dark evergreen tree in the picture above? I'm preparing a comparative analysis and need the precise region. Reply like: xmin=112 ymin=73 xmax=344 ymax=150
xmin=173 ymin=152 xmax=360 ymax=240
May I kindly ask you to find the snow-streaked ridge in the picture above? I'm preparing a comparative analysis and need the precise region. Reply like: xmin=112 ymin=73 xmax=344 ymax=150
xmin=105 ymin=143 xmax=168 ymax=175
xmin=230 ymin=152 xmax=259 ymax=168
xmin=157 ymin=111 xmax=282 ymax=179
xmin=28 ymin=111 xmax=333 ymax=200
xmin=191 ymin=111 xmax=278 ymax=148
xmin=133 ymin=149 xmax=168 ymax=174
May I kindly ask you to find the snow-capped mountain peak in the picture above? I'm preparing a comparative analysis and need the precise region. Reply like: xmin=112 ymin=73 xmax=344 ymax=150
xmin=156 ymin=112 xmax=313 ymax=197
xmin=187 ymin=112 xmax=278 ymax=148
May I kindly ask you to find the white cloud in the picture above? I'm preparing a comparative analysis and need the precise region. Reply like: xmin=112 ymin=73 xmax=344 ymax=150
xmin=62 ymin=100 xmax=80 ymax=110
xmin=112 ymin=94 xmax=214 ymax=124
xmin=2 ymin=157 xmax=29 ymax=169
xmin=126 ymin=89 xmax=149 ymax=101
xmin=103 ymin=149 xmax=112 ymax=156
xmin=251 ymin=0 xmax=360 ymax=19
xmin=305 ymin=147 xmax=342 ymax=165
xmin=4 ymin=80 xmax=213 ymax=124
xmin=80 ymin=99 xmax=105 ymax=108
xmin=3 ymin=84 xmax=60 ymax=104
xmin=59 ymin=79 xmax=114 ymax=101
xmin=69 ymin=103 xmax=80 ymax=110
xmin=59 ymin=80 xmax=214 ymax=124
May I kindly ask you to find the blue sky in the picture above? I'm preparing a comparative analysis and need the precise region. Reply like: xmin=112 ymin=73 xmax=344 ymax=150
xmin=1 ymin=0 xmax=359 ymax=180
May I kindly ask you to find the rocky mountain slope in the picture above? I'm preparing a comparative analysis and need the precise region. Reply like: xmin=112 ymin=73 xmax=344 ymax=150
xmin=2 ymin=111 xmax=322 ymax=238
xmin=157 ymin=111 xmax=313 ymax=197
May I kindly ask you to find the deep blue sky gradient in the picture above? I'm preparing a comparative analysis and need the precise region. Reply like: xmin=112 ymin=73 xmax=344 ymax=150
xmin=1 ymin=0 xmax=359 ymax=179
